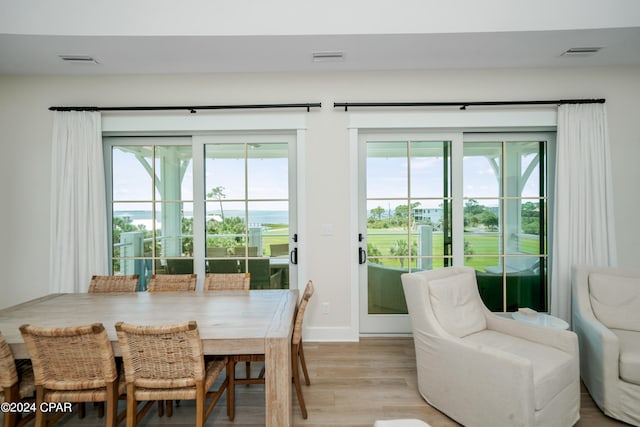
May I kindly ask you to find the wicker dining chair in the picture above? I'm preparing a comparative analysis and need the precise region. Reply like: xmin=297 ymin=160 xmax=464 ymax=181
xmin=1 ymin=333 xmax=35 ymax=427
xmin=115 ymin=321 xmax=229 ymax=427
xmin=228 ymin=280 xmax=314 ymax=420
xmin=88 ymin=275 xmax=138 ymax=293
xmin=203 ymin=273 xmax=250 ymax=291
xmin=147 ymin=274 xmax=196 ymax=292
xmin=18 ymin=323 xmax=123 ymax=427
xmin=146 ymin=273 xmax=197 ymax=417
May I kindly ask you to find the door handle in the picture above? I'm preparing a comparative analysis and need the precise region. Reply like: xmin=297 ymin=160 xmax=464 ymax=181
xmin=290 ymin=248 xmax=298 ymax=265
xmin=359 ymin=247 xmax=367 ymax=265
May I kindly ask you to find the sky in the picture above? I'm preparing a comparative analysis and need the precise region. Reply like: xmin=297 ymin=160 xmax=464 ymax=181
xmin=112 ymin=141 xmax=542 ymax=215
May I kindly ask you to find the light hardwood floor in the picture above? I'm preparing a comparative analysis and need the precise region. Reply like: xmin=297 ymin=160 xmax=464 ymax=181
xmin=5 ymin=338 xmax=628 ymax=426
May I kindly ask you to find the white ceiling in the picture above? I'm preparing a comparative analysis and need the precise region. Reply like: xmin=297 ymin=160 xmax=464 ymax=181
xmin=1 ymin=0 xmax=640 ymax=75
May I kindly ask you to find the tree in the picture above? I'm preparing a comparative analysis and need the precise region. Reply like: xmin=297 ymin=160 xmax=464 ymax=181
xmin=394 ymin=202 xmax=421 ymax=229
xmin=389 ymin=239 xmax=418 ymax=268
xmin=367 ymin=242 xmax=382 ymax=264
xmin=181 ymin=217 xmax=193 ymax=256
xmin=521 ymin=201 xmax=541 ymax=235
xmin=389 ymin=240 xmax=409 ymax=267
xmin=370 ymin=206 xmax=385 ymax=221
xmin=207 ymin=186 xmax=226 ymax=220
xmin=464 ymin=199 xmax=485 ymax=216
xmin=480 ymin=210 xmax=499 ymax=231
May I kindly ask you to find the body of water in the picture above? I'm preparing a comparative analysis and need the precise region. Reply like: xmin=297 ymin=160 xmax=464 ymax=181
xmin=115 ymin=210 xmax=289 ymax=227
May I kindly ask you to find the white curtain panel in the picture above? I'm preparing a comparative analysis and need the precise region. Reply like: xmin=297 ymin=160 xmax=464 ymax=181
xmin=50 ymin=111 xmax=108 ymax=293
xmin=551 ymin=103 xmax=617 ymax=322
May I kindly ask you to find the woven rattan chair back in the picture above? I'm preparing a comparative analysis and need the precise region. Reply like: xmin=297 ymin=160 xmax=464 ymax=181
xmin=115 ymin=321 xmax=228 ymax=427
xmin=115 ymin=321 xmax=204 ymax=389
xmin=19 ymin=323 xmax=121 ymax=427
xmin=88 ymin=275 xmax=138 ymax=293
xmin=19 ymin=323 xmax=118 ymax=391
xmin=292 ymin=280 xmax=314 ymax=345
xmin=1 ymin=332 xmax=36 ymax=427
xmin=147 ymin=274 xmax=196 ymax=292
xmin=204 ymin=273 xmax=250 ymax=291
xmin=0 ymin=333 xmax=20 ymax=393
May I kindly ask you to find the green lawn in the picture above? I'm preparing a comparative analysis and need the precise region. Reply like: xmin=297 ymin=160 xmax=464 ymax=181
xmin=261 ymin=227 xmax=290 ymax=256
xmin=367 ymin=227 xmax=543 ymax=271
xmin=260 ymin=225 xmax=543 ymax=271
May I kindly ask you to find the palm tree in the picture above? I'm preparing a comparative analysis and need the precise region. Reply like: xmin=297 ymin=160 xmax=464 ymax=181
xmin=207 ymin=186 xmax=226 ymax=220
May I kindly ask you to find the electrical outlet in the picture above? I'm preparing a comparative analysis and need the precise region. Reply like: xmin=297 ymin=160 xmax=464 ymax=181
xmin=321 ymin=302 xmax=330 ymax=315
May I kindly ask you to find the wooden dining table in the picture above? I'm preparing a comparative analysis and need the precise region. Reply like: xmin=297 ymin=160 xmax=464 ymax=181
xmin=0 ymin=289 xmax=299 ymax=427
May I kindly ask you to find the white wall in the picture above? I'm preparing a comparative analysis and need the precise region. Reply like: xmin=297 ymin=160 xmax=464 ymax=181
xmin=1 ymin=66 xmax=639 ymax=340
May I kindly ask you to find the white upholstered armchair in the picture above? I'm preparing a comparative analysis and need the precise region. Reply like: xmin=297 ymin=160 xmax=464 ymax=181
xmin=572 ymin=265 xmax=640 ymax=426
xmin=401 ymin=266 xmax=580 ymax=427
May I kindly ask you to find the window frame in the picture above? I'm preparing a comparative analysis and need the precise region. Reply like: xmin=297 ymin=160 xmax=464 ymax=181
xmin=103 ymin=113 xmax=307 ymax=291
xmin=350 ymin=109 xmax=558 ymax=334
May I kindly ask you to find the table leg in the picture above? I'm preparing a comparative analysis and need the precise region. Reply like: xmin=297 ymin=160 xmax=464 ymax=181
xmin=265 ymin=335 xmax=292 ymax=427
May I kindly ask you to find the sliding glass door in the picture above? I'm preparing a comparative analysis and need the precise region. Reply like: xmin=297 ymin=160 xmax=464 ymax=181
xmin=105 ymin=133 xmax=298 ymax=290
xmin=358 ymin=131 xmax=553 ymax=334
xmin=359 ymin=133 xmax=456 ymax=334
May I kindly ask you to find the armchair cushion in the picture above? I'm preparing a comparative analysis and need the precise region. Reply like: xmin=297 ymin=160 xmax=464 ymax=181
xmin=429 ymin=271 xmax=486 ymax=338
xmin=573 ymin=265 xmax=640 ymax=426
xmin=589 ymin=273 xmax=640 ymax=331
xmin=611 ymin=329 xmax=640 ymax=385
xmin=465 ymin=330 xmax=575 ymax=410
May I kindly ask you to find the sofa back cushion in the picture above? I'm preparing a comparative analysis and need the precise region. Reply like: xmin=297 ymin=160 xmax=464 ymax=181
xmin=589 ymin=273 xmax=640 ymax=332
xmin=429 ymin=271 xmax=486 ymax=337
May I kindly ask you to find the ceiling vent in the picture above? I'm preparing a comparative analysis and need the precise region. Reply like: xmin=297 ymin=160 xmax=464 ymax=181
xmin=312 ymin=51 xmax=345 ymax=62
xmin=58 ymin=55 xmax=100 ymax=64
xmin=560 ymin=47 xmax=603 ymax=57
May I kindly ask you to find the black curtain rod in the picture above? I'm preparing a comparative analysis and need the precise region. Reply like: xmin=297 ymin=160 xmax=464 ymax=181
xmin=49 ymin=103 xmax=322 ymax=113
xmin=334 ymin=99 xmax=605 ymax=111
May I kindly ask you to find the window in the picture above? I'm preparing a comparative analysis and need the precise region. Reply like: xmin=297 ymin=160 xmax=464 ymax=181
xmin=105 ymin=133 xmax=297 ymax=291
xmin=366 ymin=139 xmax=452 ymax=272
xmin=107 ymin=138 xmax=193 ymax=290
xmin=362 ymin=131 xmax=553 ymax=315
xmin=463 ymin=135 xmax=549 ymax=312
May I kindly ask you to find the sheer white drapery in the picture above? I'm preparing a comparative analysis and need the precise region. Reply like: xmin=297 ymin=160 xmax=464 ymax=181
xmin=551 ymin=103 xmax=617 ymax=322
xmin=50 ymin=111 xmax=108 ymax=293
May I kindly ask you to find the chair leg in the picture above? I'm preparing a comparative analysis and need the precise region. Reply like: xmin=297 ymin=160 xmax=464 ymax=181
xmin=34 ymin=386 xmax=46 ymax=427
xmin=125 ymin=385 xmax=137 ymax=427
xmin=298 ymin=341 xmax=311 ymax=386
xmin=226 ymin=358 xmax=236 ymax=421
xmin=96 ymin=402 xmax=104 ymax=418
xmin=2 ymin=384 xmax=18 ymax=427
xmin=291 ymin=344 xmax=308 ymax=419
xmin=166 ymin=400 xmax=173 ymax=417
xmin=195 ymin=385 xmax=205 ymax=427
xmin=105 ymin=381 xmax=118 ymax=427
xmin=157 ymin=400 xmax=164 ymax=417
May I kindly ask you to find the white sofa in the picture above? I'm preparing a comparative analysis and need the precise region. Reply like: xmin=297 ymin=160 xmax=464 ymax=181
xmin=402 ymin=266 xmax=580 ymax=427
xmin=572 ymin=265 xmax=640 ymax=426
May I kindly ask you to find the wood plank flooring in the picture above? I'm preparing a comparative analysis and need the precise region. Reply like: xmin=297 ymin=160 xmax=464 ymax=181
xmin=3 ymin=338 xmax=628 ymax=426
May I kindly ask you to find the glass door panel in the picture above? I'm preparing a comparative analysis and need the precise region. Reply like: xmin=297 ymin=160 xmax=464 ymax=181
xmin=204 ymin=139 xmax=292 ymax=289
xmin=361 ymin=135 xmax=453 ymax=334
xmin=110 ymin=140 xmax=193 ymax=290
xmin=463 ymin=137 xmax=548 ymax=312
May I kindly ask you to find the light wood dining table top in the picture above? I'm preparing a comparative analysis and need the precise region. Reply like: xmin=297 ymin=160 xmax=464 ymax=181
xmin=0 ymin=289 xmax=299 ymax=427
